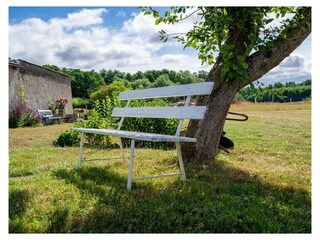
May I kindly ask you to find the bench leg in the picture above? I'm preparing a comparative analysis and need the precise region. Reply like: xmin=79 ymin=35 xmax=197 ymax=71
xmin=127 ymin=139 xmax=135 ymax=190
xmin=175 ymin=142 xmax=187 ymax=181
xmin=78 ymin=132 xmax=84 ymax=169
xmin=119 ymin=137 xmax=125 ymax=162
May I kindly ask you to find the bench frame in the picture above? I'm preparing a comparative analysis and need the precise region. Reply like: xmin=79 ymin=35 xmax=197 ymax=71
xmin=74 ymin=82 xmax=214 ymax=190
xmin=37 ymin=110 xmax=62 ymax=125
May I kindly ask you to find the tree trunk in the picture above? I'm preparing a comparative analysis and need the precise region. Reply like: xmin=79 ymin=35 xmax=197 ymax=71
xmin=182 ymin=7 xmax=311 ymax=163
xmin=182 ymin=64 xmax=241 ymax=162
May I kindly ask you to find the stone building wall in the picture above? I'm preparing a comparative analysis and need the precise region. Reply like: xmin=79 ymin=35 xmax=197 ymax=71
xmin=9 ymin=59 xmax=73 ymax=114
xmin=9 ymin=62 xmax=21 ymax=109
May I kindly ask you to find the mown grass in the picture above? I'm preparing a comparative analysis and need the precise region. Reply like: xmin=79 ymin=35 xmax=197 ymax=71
xmin=9 ymin=102 xmax=311 ymax=233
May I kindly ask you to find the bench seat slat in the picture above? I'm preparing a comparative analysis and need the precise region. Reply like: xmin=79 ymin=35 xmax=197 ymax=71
xmin=112 ymin=106 xmax=207 ymax=119
xmin=47 ymin=116 xmax=62 ymax=120
xmin=118 ymin=82 xmax=214 ymax=100
xmin=73 ymin=128 xmax=197 ymax=143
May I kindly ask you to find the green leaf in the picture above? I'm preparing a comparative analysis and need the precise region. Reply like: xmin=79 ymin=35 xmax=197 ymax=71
xmin=155 ymin=18 xmax=163 ymax=25
xmin=265 ymin=18 xmax=274 ymax=24
xmin=237 ymin=55 xmax=244 ymax=62
xmin=242 ymin=62 xmax=249 ymax=69
xmin=153 ymin=11 xmax=160 ymax=18
xmin=208 ymin=55 xmax=214 ymax=64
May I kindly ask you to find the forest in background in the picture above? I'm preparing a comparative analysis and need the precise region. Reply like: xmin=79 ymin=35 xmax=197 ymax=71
xmin=43 ymin=65 xmax=311 ymax=104
xmin=236 ymin=79 xmax=311 ymax=103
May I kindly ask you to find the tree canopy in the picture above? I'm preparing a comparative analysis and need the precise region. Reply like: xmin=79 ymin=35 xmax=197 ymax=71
xmin=142 ymin=7 xmax=310 ymax=85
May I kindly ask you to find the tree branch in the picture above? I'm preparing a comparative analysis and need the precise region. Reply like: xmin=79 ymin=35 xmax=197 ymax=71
xmin=243 ymin=7 xmax=311 ymax=88
xmin=178 ymin=8 xmax=201 ymax=22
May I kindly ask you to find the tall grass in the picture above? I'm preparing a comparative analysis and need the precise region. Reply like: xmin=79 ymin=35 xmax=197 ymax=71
xmin=9 ymin=102 xmax=311 ymax=233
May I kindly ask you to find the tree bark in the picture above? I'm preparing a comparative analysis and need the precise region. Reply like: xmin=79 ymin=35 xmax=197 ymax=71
xmin=181 ymin=63 xmax=241 ymax=162
xmin=182 ymin=7 xmax=311 ymax=163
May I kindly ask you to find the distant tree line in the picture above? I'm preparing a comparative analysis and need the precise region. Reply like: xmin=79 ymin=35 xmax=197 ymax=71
xmin=43 ymin=64 xmax=311 ymax=103
xmin=43 ymin=64 xmax=207 ymax=99
xmin=235 ymin=79 xmax=311 ymax=103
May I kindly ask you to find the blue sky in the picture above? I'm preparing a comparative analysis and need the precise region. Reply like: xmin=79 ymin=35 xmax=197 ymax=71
xmin=9 ymin=7 xmax=141 ymax=28
xmin=9 ymin=6 xmax=311 ymax=84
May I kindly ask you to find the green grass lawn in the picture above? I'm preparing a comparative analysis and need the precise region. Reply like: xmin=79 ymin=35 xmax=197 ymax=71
xmin=9 ymin=102 xmax=311 ymax=233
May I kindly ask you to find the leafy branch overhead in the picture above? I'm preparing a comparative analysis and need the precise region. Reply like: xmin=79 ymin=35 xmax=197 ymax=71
xmin=141 ymin=7 xmax=311 ymax=83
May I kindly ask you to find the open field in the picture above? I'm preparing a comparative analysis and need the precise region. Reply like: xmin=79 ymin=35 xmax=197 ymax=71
xmin=9 ymin=101 xmax=311 ymax=233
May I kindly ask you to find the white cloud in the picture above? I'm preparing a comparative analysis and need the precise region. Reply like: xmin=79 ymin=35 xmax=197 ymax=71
xmin=161 ymin=54 xmax=189 ymax=63
xmin=9 ymin=7 xmax=310 ymax=83
xmin=50 ymin=8 xmax=108 ymax=30
xmin=9 ymin=8 xmax=206 ymax=73
xmin=122 ymin=9 xmax=200 ymax=41
xmin=260 ymin=53 xmax=311 ymax=84
xmin=9 ymin=8 xmax=111 ymax=68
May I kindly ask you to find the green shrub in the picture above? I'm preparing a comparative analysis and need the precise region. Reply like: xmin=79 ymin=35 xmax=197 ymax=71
xmin=67 ymin=96 xmax=179 ymax=149
xmin=94 ymin=98 xmax=121 ymax=127
xmin=121 ymin=99 xmax=179 ymax=148
xmin=9 ymin=102 xmax=40 ymax=128
xmin=72 ymin=98 xmax=90 ymax=109
xmin=9 ymin=111 xmax=24 ymax=128
xmin=74 ymin=110 xmax=113 ymax=147
xmin=55 ymin=130 xmax=80 ymax=147
xmin=23 ymin=112 xmax=40 ymax=127
xmin=66 ymin=98 xmax=120 ymax=148
xmin=90 ymin=81 xmax=128 ymax=102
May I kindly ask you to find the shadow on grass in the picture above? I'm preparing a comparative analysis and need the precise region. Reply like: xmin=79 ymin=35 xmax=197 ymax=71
xmin=47 ymin=206 xmax=70 ymax=233
xmin=9 ymin=189 xmax=31 ymax=219
xmin=51 ymin=160 xmax=311 ymax=233
xmin=9 ymin=189 xmax=32 ymax=232
xmin=9 ymin=171 xmax=35 ymax=178
xmin=53 ymin=166 xmax=153 ymax=202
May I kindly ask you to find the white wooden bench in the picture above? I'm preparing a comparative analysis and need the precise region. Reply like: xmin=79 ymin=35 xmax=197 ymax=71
xmin=74 ymin=82 xmax=214 ymax=190
xmin=37 ymin=110 xmax=62 ymax=125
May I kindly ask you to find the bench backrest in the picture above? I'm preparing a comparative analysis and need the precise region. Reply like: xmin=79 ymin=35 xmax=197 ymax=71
xmin=37 ymin=110 xmax=54 ymax=117
xmin=112 ymin=82 xmax=214 ymax=136
xmin=117 ymin=82 xmax=214 ymax=100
